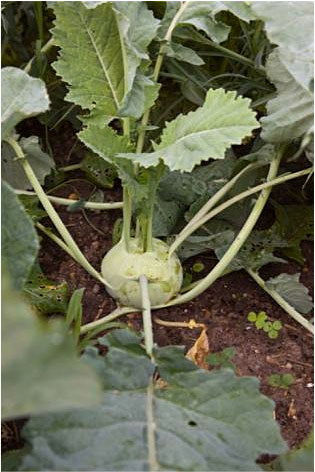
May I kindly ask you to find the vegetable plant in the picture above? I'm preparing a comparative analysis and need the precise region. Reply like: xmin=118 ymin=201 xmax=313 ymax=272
xmin=247 ymin=311 xmax=283 ymax=339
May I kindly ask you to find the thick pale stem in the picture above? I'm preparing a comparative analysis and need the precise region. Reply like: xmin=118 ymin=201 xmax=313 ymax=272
xmin=170 ymin=166 xmax=312 ymax=256
xmin=59 ymin=163 xmax=82 ymax=172
xmin=15 ymin=189 xmax=123 ymax=210
xmin=6 ymin=137 xmax=108 ymax=287
xmin=185 ymin=162 xmax=259 ymax=231
xmin=247 ymin=269 xmax=314 ymax=335
xmin=80 ymin=306 xmax=136 ymax=334
xmin=122 ymin=187 xmax=132 ymax=251
xmin=139 ymin=275 xmax=154 ymax=358
xmin=161 ymin=149 xmax=283 ymax=306
xmin=136 ymin=1 xmax=189 ymax=154
xmin=36 ymin=222 xmax=78 ymax=260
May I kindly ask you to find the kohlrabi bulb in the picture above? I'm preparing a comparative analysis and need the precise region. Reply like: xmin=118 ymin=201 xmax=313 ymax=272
xmin=101 ymin=238 xmax=183 ymax=308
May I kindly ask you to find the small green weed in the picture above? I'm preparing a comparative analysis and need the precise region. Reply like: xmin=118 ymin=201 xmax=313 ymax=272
xmin=247 ymin=311 xmax=282 ymax=339
xmin=207 ymin=347 xmax=236 ymax=370
xmin=268 ymin=373 xmax=295 ymax=389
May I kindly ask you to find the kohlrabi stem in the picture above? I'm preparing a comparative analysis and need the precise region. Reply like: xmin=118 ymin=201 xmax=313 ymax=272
xmin=136 ymin=1 xmax=189 ymax=154
xmin=15 ymin=189 xmax=123 ymax=210
xmin=185 ymin=162 xmax=260 ymax=231
xmin=6 ymin=137 xmax=108 ymax=287
xmin=80 ymin=306 xmax=137 ymax=334
xmin=24 ymin=37 xmax=55 ymax=74
xmin=161 ymin=147 xmax=284 ymax=306
xmin=139 ymin=275 xmax=154 ymax=358
xmin=146 ymin=207 xmax=154 ymax=252
xmin=59 ymin=163 xmax=82 ymax=172
xmin=36 ymin=222 xmax=78 ymax=260
xmin=247 ymin=269 xmax=314 ymax=334
xmin=122 ymin=187 xmax=132 ymax=252
xmin=170 ymin=166 xmax=312 ymax=256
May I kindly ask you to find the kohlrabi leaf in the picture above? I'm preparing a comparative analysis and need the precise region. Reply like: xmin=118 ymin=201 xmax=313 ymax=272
xmin=252 ymin=2 xmax=314 ymax=143
xmin=81 ymin=151 xmax=117 ymax=189
xmin=1 ymin=67 xmax=50 ymax=139
xmin=269 ymin=430 xmax=314 ymax=472
xmin=119 ymin=88 xmax=259 ymax=172
xmin=2 ymin=136 xmax=55 ymax=190
xmin=52 ymin=2 xmax=159 ymax=123
xmin=164 ymin=42 xmax=204 ymax=65
xmin=79 ymin=125 xmax=132 ymax=163
xmin=23 ymin=263 xmax=68 ymax=314
xmin=2 ymin=180 xmax=39 ymax=290
xmin=1 ymin=268 xmax=103 ymax=420
xmin=153 ymin=195 xmax=183 ymax=237
xmin=272 ymin=202 xmax=314 ymax=264
xmin=266 ymin=273 xmax=313 ymax=314
xmin=6 ymin=329 xmax=286 ymax=471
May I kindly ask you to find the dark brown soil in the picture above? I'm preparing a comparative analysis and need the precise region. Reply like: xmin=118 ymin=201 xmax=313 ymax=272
xmin=2 ymin=122 xmax=314 ymax=458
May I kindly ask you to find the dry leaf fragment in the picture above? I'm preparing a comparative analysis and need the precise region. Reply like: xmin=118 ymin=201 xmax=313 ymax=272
xmin=287 ymin=399 xmax=297 ymax=420
xmin=186 ymin=326 xmax=209 ymax=369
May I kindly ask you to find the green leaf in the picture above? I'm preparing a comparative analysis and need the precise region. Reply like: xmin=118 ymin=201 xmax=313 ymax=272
xmin=52 ymin=2 xmax=159 ymax=123
xmin=252 ymin=2 xmax=314 ymax=143
xmin=2 ymin=180 xmax=39 ymax=290
xmin=2 ymin=136 xmax=55 ymax=190
xmin=1 ymin=67 xmax=50 ymax=139
xmin=248 ymin=312 xmax=257 ymax=322
xmin=272 ymin=202 xmax=313 ymax=264
xmin=6 ymin=329 xmax=286 ymax=471
xmin=23 ymin=263 xmax=68 ymax=314
xmin=81 ymin=151 xmax=117 ymax=189
xmin=270 ymin=430 xmax=313 ymax=471
xmin=18 ymin=194 xmax=47 ymax=222
xmin=164 ymin=42 xmax=204 ymax=65
xmin=266 ymin=273 xmax=313 ymax=314
xmin=65 ymin=288 xmax=85 ymax=342
xmin=119 ymin=88 xmax=259 ymax=172
xmin=1 ymin=268 xmax=103 ymax=420
xmin=153 ymin=195 xmax=183 ymax=237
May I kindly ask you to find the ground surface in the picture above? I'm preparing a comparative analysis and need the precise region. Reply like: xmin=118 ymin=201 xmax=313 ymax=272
xmin=2 ymin=122 xmax=314 ymax=458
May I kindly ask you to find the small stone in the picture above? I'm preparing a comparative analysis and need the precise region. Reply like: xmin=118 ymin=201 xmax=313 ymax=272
xmin=92 ymin=284 xmax=100 ymax=294
xmin=306 ymin=383 xmax=314 ymax=388
xmin=285 ymin=362 xmax=292 ymax=369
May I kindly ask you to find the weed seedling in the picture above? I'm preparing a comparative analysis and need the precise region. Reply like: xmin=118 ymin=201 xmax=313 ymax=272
xmin=207 ymin=347 xmax=236 ymax=370
xmin=247 ymin=311 xmax=282 ymax=339
xmin=268 ymin=373 xmax=295 ymax=389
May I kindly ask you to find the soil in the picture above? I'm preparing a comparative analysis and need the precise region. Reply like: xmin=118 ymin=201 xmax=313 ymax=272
xmin=2 ymin=122 xmax=314 ymax=461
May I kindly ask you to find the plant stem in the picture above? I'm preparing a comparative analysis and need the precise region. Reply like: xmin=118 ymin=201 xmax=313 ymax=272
xmin=59 ymin=163 xmax=82 ymax=172
xmin=24 ymin=37 xmax=55 ymax=74
xmin=6 ymin=137 xmax=108 ymax=287
xmin=170 ymin=166 xmax=312 ymax=256
xmin=139 ymin=275 xmax=154 ymax=359
xmin=247 ymin=269 xmax=314 ymax=335
xmin=161 ymin=148 xmax=284 ymax=307
xmin=136 ymin=1 xmax=189 ymax=154
xmin=80 ymin=306 xmax=137 ymax=334
xmin=122 ymin=187 xmax=132 ymax=251
xmin=15 ymin=189 xmax=123 ymax=210
xmin=36 ymin=222 xmax=78 ymax=260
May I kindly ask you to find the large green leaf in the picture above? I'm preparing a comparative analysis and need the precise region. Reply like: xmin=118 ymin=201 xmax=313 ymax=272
xmin=119 ymin=88 xmax=259 ymax=172
xmin=1 ymin=268 xmax=103 ymax=420
xmin=1 ymin=67 xmax=50 ymax=139
xmin=2 ymin=180 xmax=39 ymax=290
xmin=266 ymin=273 xmax=313 ymax=314
xmin=252 ymin=2 xmax=314 ymax=143
xmin=4 ymin=329 xmax=287 ymax=471
xmin=52 ymin=2 xmax=159 ymax=123
xmin=270 ymin=430 xmax=314 ymax=471
xmin=2 ymin=136 xmax=55 ymax=190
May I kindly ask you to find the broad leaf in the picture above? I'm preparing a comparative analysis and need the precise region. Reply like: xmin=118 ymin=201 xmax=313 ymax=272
xmin=81 ymin=151 xmax=117 ymax=189
xmin=119 ymin=88 xmax=259 ymax=172
xmin=266 ymin=273 xmax=313 ymax=314
xmin=153 ymin=195 xmax=183 ymax=237
xmin=2 ymin=136 xmax=55 ymax=190
xmin=23 ymin=263 xmax=68 ymax=314
xmin=1 ymin=67 xmax=50 ymax=139
xmin=52 ymin=2 xmax=159 ymax=123
xmin=5 ymin=329 xmax=286 ymax=471
xmin=270 ymin=430 xmax=314 ymax=471
xmin=252 ymin=2 xmax=314 ymax=142
xmin=1 ymin=268 xmax=103 ymax=420
xmin=2 ymin=180 xmax=39 ymax=290
xmin=164 ymin=42 xmax=204 ymax=65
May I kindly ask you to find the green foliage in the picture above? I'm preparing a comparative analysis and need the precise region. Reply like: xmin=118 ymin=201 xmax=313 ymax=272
xmin=269 ymin=430 xmax=314 ymax=471
xmin=81 ymin=151 xmax=117 ymax=189
xmin=267 ymin=373 xmax=295 ymax=390
xmin=192 ymin=261 xmax=205 ymax=273
xmin=207 ymin=347 xmax=236 ymax=370
xmin=3 ymin=329 xmax=287 ymax=471
xmin=65 ymin=288 xmax=85 ymax=343
xmin=266 ymin=273 xmax=313 ymax=315
xmin=1 ymin=67 xmax=50 ymax=138
xmin=2 ymin=136 xmax=55 ymax=190
xmin=23 ymin=263 xmax=68 ymax=314
xmin=2 ymin=180 xmax=39 ymax=290
xmin=247 ymin=311 xmax=283 ymax=339
xmin=120 ymin=88 xmax=259 ymax=172
xmin=1 ymin=268 xmax=103 ymax=420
